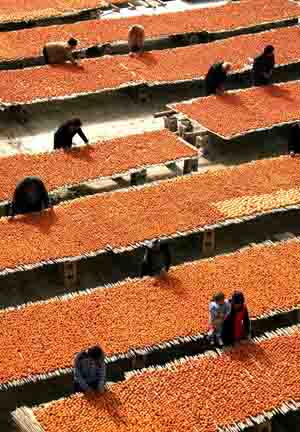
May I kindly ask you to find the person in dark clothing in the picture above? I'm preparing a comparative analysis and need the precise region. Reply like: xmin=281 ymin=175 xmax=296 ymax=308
xmin=288 ymin=122 xmax=300 ymax=157
xmin=204 ymin=61 xmax=231 ymax=96
xmin=252 ymin=45 xmax=275 ymax=86
xmin=43 ymin=37 xmax=79 ymax=65
xmin=128 ymin=25 xmax=145 ymax=56
xmin=74 ymin=345 xmax=106 ymax=393
xmin=221 ymin=291 xmax=251 ymax=346
xmin=11 ymin=176 xmax=50 ymax=217
xmin=141 ymin=240 xmax=171 ymax=278
xmin=54 ymin=118 xmax=89 ymax=150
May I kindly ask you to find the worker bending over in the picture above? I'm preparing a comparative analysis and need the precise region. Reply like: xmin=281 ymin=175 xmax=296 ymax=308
xmin=251 ymin=45 xmax=275 ymax=86
xmin=128 ymin=25 xmax=145 ymax=56
xmin=141 ymin=239 xmax=171 ymax=278
xmin=54 ymin=118 xmax=89 ymax=150
xmin=43 ymin=37 xmax=79 ymax=65
xmin=204 ymin=61 xmax=231 ymax=96
xmin=11 ymin=176 xmax=50 ymax=217
xmin=74 ymin=345 xmax=106 ymax=393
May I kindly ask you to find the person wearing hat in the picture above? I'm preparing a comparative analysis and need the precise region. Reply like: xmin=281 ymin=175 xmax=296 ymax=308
xmin=251 ymin=45 xmax=275 ymax=86
xmin=74 ymin=345 xmax=106 ymax=393
xmin=43 ymin=37 xmax=79 ymax=65
xmin=141 ymin=239 xmax=171 ymax=278
xmin=10 ymin=176 xmax=50 ymax=217
xmin=204 ymin=61 xmax=232 ymax=96
xmin=221 ymin=291 xmax=251 ymax=346
xmin=54 ymin=118 xmax=89 ymax=150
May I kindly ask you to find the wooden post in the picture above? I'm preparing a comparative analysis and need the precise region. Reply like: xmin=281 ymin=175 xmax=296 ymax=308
xmin=137 ymin=86 xmax=151 ymax=103
xmin=202 ymin=230 xmax=215 ymax=256
xmin=196 ymin=133 xmax=209 ymax=149
xmin=64 ymin=261 xmax=79 ymax=289
xmin=130 ymin=169 xmax=147 ymax=186
xmin=183 ymin=159 xmax=193 ymax=175
xmin=191 ymin=157 xmax=199 ymax=172
xmin=164 ymin=115 xmax=178 ymax=132
xmin=131 ymin=355 xmax=146 ymax=370
xmin=178 ymin=119 xmax=193 ymax=138
xmin=255 ymin=421 xmax=272 ymax=432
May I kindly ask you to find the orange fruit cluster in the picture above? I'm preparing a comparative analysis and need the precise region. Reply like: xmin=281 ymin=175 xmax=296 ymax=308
xmin=120 ymin=24 xmax=300 ymax=84
xmin=2 ymin=23 xmax=300 ymax=103
xmin=0 ymin=129 xmax=196 ymax=202
xmin=0 ymin=2 xmax=297 ymax=62
xmin=34 ymin=330 xmax=300 ymax=432
xmin=0 ymin=56 xmax=138 ymax=104
xmin=1 ymin=156 xmax=300 ymax=270
xmin=0 ymin=0 xmax=109 ymax=24
xmin=0 ymin=0 xmax=297 ymax=26
xmin=172 ymin=80 xmax=300 ymax=139
xmin=1 ymin=238 xmax=300 ymax=386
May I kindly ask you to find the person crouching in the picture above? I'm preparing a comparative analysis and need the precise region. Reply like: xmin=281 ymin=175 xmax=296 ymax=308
xmin=74 ymin=345 xmax=106 ymax=394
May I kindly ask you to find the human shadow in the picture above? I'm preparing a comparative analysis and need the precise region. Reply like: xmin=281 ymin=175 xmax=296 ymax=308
xmin=9 ymin=206 xmax=57 ymax=234
xmin=67 ymin=146 xmax=95 ymax=162
xmin=216 ymin=92 xmax=244 ymax=106
xmin=263 ymin=84 xmax=294 ymax=102
xmin=85 ymin=389 xmax=128 ymax=426
xmin=133 ymin=52 xmax=158 ymax=67
xmin=154 ymin=273 xmax=186 ymax=297
xmin=49 ymin=63 xmax=86 ymax=74
xmin=226 ymin=339 xmax=272 ymax=369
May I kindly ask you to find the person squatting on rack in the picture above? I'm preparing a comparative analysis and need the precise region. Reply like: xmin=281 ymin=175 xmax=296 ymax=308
xmin=10 ymin=176 xmax=50 ymax=217
xmin=73 ymin=345 xmax=106 ymax=393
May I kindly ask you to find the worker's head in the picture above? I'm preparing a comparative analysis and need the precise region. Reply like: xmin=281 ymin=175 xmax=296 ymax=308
xmin=68 ymin=37 xmax=78 ymax=49
xmin=129 ymin=24 xmax=145 ymax=38
xmin=87 ymin=345 xmax=105 ymax=362
xmin=212 ymin=292 xmax=225 ymax=305
xmin=231 ymin=291 xmax=245 ymax=311
xmin=68 ymin=118 xmax=82 ymax=133
xmin=263 ymin=45 xmax=274 ymax=57
xmin=21 ymin=177 xmax=43 ymax=196
xmin=222 ymin=62 xmax=231 ymax=73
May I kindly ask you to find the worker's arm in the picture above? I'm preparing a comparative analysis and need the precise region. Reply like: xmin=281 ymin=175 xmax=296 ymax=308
xmin=74 ymin=353 xmax=90 ymax=392
xmin=97 ymin=362 xmax=107 ymax=393
xmin=66 ymin=50 xmax=78 ymax=65
xmin=243 ymin=308 xmax=251 ymax=339
xmin=77 ymin=128 xmax=89 ymax=144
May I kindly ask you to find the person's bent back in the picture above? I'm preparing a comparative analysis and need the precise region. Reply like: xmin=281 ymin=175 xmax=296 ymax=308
xmin=128 ymin=25 xmax=145 ymax=56
xmin=11 ymin=176 xmax=50 ymax=217
xmin=43 ymin=37 xmax=79 ymax=65
xmin=252 ymin=45 xmax=275 ymax=86
xmin=54 ymin=118 xmax=89 ymax=150
xmin=204 ymin=61 xmax=231 ymax=96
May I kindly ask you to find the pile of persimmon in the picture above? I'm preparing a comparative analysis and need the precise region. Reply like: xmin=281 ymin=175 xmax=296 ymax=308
xmin=1 ymin=239 xmax=300 ymax=387
xmin=0 ymin=130 xmax=195 ymax=202
xmin=34 ymin=330 xmax=300 ymax=432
